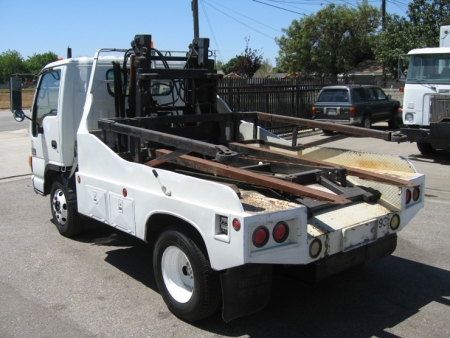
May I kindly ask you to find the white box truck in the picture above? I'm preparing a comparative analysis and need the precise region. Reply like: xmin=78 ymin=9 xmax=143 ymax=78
xmin=399 ymin=25 xmax=450 ymax=153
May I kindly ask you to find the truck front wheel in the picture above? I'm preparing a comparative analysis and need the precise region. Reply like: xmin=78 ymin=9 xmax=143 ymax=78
xmin=417 ymin=142 xmax=435 ymax=154
xmin=50 ymin=178 xmax=84 ymax=237
xmin=153 ymin=227 xmax=221 ymax=322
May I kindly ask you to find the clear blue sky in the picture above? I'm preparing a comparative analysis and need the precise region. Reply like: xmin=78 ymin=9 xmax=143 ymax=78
xmin=1 ymin=0 xmax=408 ymax=66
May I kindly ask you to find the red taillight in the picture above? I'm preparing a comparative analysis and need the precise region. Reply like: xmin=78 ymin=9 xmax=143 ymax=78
xmin=273 ymin=222 xmax=289 ymax=243
xmin=312 ymin=106 xmax=316 ymax=116
xmin=232 ymin=218 xmax=241 ymax=231
xmin=349 ymin=107 xmax=355 ymax=116
xmin=405 ymin=189 xmax=412 ymax=204
xmin=413 ymin=187 xmax=420 ymax=201
xmin=253 ymin=226 xmax=269 ymax=247
xmin=122 ymin=188 xmax=128 ymax=197
xmin=28 ymin=155 xmax=33 ymax=171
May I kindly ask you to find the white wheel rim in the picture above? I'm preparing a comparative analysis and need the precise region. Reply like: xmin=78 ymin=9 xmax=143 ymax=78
xmin=52 ymin=188 xmax=67 ymax=225
xmin=161 ymin=246 xmax=194 ymax=303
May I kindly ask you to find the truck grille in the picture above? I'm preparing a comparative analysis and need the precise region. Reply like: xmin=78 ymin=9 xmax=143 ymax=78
xmin=430 ymin=94 xmax=450 ymax=123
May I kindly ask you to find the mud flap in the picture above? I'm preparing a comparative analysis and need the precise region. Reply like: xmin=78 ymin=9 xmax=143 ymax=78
xmin=220 ymin=264 xmax=272 ymax=322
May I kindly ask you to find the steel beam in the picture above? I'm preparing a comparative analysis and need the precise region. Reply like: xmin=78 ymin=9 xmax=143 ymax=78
xmin=229 ymin=142 xmax=417 ymax=188
xmin=245 ymin=112 xmax=395 ymax=141
xmin=154 ymin=149 xmax=352 ymax=204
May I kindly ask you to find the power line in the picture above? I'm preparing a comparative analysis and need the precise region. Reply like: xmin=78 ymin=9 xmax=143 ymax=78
xmin=252 ymin=0 xmax=307 ymax=15
xmin=207 ymin=0 xmax=282 ymax=33
xmin=199 ymin=0 xmax=224 ymax=63
xmin=202 ymin=1 xmax=276 ymax=39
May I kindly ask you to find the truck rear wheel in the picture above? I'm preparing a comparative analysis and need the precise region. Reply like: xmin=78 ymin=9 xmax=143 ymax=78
xmin=50 ymin=178 xmax=84 ymax=237
xmin=153 ymin=227 xmax=221 ymax=322
xmin=417 ymin=142 xmax=435 ymax=154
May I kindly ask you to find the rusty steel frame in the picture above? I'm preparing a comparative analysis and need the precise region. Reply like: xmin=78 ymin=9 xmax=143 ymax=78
xmin=229 ymin=142 xmax=417 ymax=188
xmin=242 ymin=111 xmax=395 ymax=141
xmin=154 ymin=149 xmax=352 ymax=204
xmin=98 ymin=119 xmax=237 ymax=160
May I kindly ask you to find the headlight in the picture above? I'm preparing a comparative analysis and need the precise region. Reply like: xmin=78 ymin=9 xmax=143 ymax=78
xmin=405 ymin=113 xmax=414 ymax=123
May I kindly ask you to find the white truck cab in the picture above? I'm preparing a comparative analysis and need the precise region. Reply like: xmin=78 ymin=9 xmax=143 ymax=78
xmin=400 ymin=25 xmax=450 ymax=153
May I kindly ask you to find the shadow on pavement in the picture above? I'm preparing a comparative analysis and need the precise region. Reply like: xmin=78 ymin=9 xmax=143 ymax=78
xmin=75 ymin=223 xmax=450 ymax=337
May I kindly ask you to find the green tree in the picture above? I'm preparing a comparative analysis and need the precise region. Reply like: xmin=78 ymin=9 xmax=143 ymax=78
xmin=374 ymin=0 xmax=450 ymax=80
xmin=0 ymin=50 xmax=24 ymax=83
xmin=407 ymin=0 xmax=450 ymax=47
xmin=222 ymin=57 xmax=239 ymax=75
xmin=276 ymin=1 xmax=380 ymax=80
xmin=215 ymin=60 xmax=224 ymax=71
xmin=24 ymin=52 xmax=58 ymax=75
xmin=374 ymin=15 xmax=415 ymax=80
xmin=254 ymin=58 xmax=274 ymax=78
xmin=231 ymin=37 xmax=263 ymax=79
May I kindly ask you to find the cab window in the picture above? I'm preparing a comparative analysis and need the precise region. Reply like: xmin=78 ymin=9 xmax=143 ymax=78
xmin=352 ymin=88 xmax=366 ymax=102
xmin=374 ymin=88 xmax=387 ymax=100
xmin=33 ymin=70 xmax=61 ymax=136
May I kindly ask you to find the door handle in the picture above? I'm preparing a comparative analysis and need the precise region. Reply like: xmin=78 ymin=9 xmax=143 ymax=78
xmin=51 ymin=140 xmax=57 ymax=149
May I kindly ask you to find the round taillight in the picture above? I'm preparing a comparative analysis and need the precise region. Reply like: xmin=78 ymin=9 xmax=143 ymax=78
xmin=405 ymin=189 xmax=411 ymax=204
xmin=413 ymin=187 xmax=420 ymax=201
xmin=273 ymin=222 xmax=289 ymax=243
xmin=253 ymin=227 xmax=269 ymax=248
xmin=309 ymin=239 xmax=322 ymax=259
xmin=122 ymin=188 xmax=128 ymax=197
xmin=390 ymin=214 xmax=400 ymax=230
xmin=232 ymin=218 xmax=241 ymax=231
xmin=312 ymin=106 xmax=316 ymax=115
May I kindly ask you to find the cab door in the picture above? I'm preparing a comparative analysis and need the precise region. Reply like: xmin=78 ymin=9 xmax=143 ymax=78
xmin=373 ymin=87 xmax=392 ymax=120
xmin=31 ymin=69 xmax=62 ymax=193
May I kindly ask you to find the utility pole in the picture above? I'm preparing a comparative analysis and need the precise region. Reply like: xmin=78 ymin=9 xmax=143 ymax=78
xmin=192 ymin=0 xmax=199 ymax=40
xmin=381 ymin=0 xmax=386 ymax=88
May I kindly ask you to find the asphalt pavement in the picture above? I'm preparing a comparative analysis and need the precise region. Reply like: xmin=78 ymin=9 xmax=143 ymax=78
xmin=0 ymin=110 xmax=31 ymax=180
xmin=0 ymin=109 xmax=449 ymax=337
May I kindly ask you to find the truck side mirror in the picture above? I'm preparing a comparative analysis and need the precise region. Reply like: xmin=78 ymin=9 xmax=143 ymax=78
xmin=10 ymin=77 xmax=25 ymax=122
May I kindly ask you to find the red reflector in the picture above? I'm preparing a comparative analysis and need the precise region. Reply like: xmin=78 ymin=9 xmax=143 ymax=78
xmin=273 ymin=222 xmax=289 ymax=243
xmin=232 ymin=218 xmax=241 ymax=231
xmin=122 ymin=188 xmax=128 ymax=197
xmin=349 ymin=107 xmax=355 ymax=116
xmin=253 ymin=227 xmax=269 ymax=247
xmin=405 ymin=189 xmax=411 ymax=204
xmin=413 ymin=187 xmax=420 ymax=201
xmin=312 ymin=106 xmax=316 ymax=115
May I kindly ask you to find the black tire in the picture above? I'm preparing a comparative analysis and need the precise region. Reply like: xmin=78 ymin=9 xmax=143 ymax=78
xmin=322 ymin=129 xmax=334 ymax=135
xmin=361 ymin=114 xmax=371 ymax=129
xmin=388 ymin=112 xmax=400 ymax=129
xmin=153 ymin=226 xmax=221 ymax=322
xmin=50 ymin=178 xmax=84 ymax=237
xmin=417 ymin=142 xmax=435 ymax=154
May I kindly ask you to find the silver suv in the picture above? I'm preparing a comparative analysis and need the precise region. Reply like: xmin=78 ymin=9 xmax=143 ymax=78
xmin=311 ymin=85 xmax=400 ymax=132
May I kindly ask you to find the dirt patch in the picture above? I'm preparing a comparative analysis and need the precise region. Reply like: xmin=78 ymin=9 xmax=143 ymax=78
xmin=0 ymin=90 xmax=34 ymax=110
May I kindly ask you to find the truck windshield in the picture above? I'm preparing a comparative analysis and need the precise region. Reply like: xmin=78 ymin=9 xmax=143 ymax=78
xmin=407 ymin=54 xmax=450 ymax=84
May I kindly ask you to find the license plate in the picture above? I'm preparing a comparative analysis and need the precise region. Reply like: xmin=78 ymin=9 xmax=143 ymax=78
xmin=342 ymin=221 xmax=377 ymax=251
xmin=327 ymin=109 xmax=337 ymax=115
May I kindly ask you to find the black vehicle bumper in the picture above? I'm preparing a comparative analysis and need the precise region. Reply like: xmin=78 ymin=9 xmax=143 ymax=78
xmin=401 ymin=123 xmax=450 ymax=149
